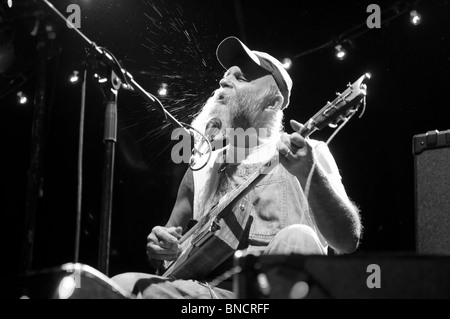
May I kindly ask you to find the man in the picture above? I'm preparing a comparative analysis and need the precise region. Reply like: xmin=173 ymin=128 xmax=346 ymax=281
xmin=112 ymin=36 xmax=362 ymax=299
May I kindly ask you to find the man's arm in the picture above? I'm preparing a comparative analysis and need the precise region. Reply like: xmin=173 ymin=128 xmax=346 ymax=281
xmin=146 ymin=168 xmax=194 ymax=263
xmin=302 ymin=142 xmax=362 ymax=254
xmin=279 ymin=120 xmax=362 ymax=254
xmin=165 ymin=167 xmax=195 ymax=230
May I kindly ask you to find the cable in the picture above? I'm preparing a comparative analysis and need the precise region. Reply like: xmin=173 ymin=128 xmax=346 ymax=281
xmin=294 ymin=41 xmax=333 ymax=59
xmin=293 ymin=1 xmax=413 ymax=60
xmin=74 ymin=65 xmax=87 ymax=263
xmin=303 ymin=111 xmax=357 ymax=199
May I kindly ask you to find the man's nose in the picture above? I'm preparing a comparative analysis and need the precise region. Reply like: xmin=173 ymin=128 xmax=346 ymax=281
xmin=219 ymin=77 xmax=233 ymax=89
xmin=219 ymin=66 xmax=240 ymax=89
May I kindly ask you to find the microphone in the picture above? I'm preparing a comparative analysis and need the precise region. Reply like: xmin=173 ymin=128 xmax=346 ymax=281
xmin=204 ymin=117 xmax=222 ymax=142
xmin=189 ymin=117 xmax=222 ymax=168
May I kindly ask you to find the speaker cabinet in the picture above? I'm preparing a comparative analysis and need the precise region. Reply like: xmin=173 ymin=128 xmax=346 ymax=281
xmin=18 ymin=263 xmax=131 ymax=299
xmin=413 ymin=129 xmax=450 ymax=255
xmin=233 ymin=252 xmax=450 ymax=299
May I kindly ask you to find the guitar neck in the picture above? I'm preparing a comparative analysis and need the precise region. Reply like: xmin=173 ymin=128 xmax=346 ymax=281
xmin=299 ymin=73 xmax=370 ymax=138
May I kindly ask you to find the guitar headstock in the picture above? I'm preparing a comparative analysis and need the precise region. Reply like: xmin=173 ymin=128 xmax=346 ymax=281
xmin=300 ymin=73 xmax=371 ymax=137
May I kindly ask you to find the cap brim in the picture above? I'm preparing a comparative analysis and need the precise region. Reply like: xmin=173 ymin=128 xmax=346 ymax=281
xmin=216 ymin=36 xmax=270 ymax=79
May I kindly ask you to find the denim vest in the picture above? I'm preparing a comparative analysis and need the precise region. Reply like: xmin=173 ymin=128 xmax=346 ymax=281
xmin=192 ymin=140 xmax=329 ymax=253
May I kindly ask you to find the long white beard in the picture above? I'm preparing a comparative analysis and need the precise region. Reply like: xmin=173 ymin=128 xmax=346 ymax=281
xmin=190 ymin=88 xmax=283 ymax=146
xmin=190 ymin=90 xmax=230 ymax=135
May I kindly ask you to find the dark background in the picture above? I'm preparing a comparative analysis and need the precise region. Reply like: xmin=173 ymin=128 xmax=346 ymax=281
xmin=1 ymin=0 xmax=449 ymax=296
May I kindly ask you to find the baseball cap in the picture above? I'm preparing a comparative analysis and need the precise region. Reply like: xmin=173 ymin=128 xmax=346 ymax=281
xmin=216 ymin=36 xmax=292 ymax=109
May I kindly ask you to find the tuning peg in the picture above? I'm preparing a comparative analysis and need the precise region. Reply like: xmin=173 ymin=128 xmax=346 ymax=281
xmin=328 ymin=122 xmax=338 ymax=129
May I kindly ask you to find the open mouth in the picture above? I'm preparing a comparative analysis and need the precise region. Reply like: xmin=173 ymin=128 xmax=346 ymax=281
xmin=216 ymin=92 xmax=226 ymax=103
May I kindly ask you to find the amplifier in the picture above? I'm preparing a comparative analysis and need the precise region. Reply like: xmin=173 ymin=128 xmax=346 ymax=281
xmin=413 ymin=129 xmax=450 ymax=255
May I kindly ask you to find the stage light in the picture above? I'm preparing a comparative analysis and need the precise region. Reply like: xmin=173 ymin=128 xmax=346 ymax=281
xmin=289 ymin=281 xmax=310 ymax=299
xmin=282 ymin=58 xmax=292 ymax=70
xmin=158 ymin=83 xmax=168 ymax=96
xmin=70 ymin=70 xmax=79 ymax=83
xmin=7 ymin=0 xmax=12 ymax=8
xmin=58 ymin=275 xmax=76 ymax=299
xmin=334 ymin=45 xmax=347 ymax=61
xmin=17 ymin=91 xmax=27 ymax=105
xmin=410 ymin=10 xmax=422 ymax=26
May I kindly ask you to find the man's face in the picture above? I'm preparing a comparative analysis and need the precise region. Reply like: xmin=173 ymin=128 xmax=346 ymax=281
xmin=192 ymin=66 xmax=276 ymax=135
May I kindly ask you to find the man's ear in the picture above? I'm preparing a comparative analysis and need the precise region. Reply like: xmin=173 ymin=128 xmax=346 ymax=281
xmin=266 ymin=93 xmax=284 ymax=111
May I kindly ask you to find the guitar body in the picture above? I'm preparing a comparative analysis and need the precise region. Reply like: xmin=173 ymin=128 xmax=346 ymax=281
xmin=161 ymin=197 xmax=253 ymax=280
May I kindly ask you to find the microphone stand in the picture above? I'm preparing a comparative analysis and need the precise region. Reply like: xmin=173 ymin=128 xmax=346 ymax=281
xmin=97 ymin=68 xmax=121 ymax=276
xmin=39 ymin=0 xmax=190 ymax=276
xmin=21 ymin=12 xmax=57 ymax=273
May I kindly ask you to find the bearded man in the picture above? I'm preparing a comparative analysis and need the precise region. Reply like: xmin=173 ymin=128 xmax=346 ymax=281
xmin=111 ymin=36 xmax=362 ymax=299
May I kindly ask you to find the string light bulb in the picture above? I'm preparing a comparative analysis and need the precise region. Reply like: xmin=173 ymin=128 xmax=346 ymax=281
xmin=70 ymin=70 xmax=79 ymax=83
xmin=334 ymin=44 xmax=347 ymax=61
xmin=17 ymin=91 xmax=27 ymax=105
xmin=158 ymin=83 xmax=168 ymax=96
xmin=409 ymin=10 xmax=422 ymax=26
xmin=281 ymin=58 xmax=292 ymax=70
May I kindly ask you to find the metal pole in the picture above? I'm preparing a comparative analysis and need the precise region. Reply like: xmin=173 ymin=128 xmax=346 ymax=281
xmin=21 ymin=19 xmax=55 ymax=272
xmin=97 ymin=71 xmax=120 ymax=276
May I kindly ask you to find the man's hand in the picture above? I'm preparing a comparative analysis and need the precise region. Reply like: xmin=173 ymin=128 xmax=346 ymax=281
xmin=277 ymin=119 xmax=315 ymax=181
xmin=146 ymin=226 xmax=183 ymax=261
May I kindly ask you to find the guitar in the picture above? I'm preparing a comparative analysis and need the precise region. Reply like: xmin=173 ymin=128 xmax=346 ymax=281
xmin=157 ymin=73 xmax=371 ymax=280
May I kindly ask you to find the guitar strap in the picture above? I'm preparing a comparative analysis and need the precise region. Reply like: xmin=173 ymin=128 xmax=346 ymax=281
xmin=204 ymin=149 xmax=276 ymax=224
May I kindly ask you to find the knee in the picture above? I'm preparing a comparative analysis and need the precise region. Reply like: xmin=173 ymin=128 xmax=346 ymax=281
xmin=110 ymin=272 xmax=153 ymax=295
xmin=267 ymin=224 xmax=324 ymax=255
xmin=277 ymin=224 xmax=317 ymax=241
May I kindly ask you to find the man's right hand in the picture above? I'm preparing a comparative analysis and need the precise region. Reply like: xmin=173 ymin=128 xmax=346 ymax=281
xmin=146 ymin=226 xmax=183 ymax=261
